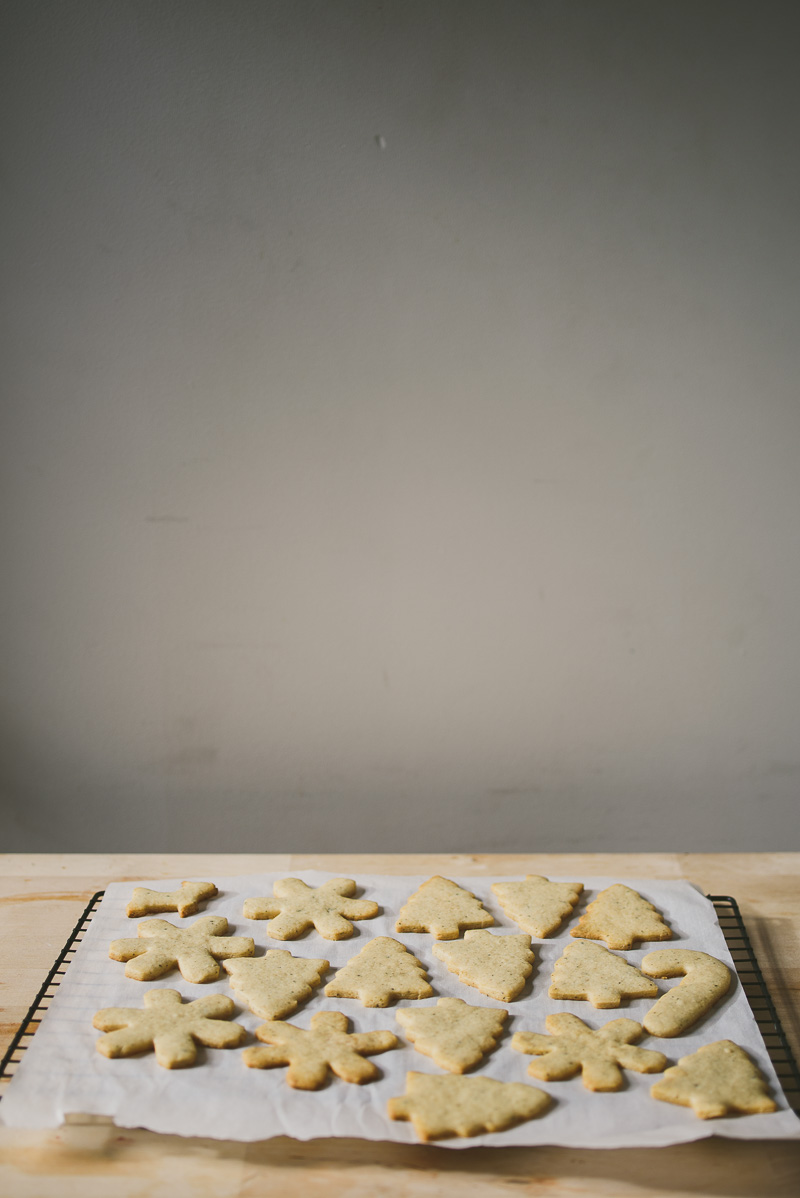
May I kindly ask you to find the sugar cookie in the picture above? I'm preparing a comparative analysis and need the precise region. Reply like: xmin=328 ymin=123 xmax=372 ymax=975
xmin=109 ymin=917 xmax=254 ymax=984
xmin=388 ymin=1071 xmax=551 ymax=1141
xmin=222 ymin=950 xmax=328 ymax=1020
xmin=641 ymin=949 xmax=731 ymax=1037
xmin=651 ymin=1040 xmax=777 ymax=1118
xmin=549 ymin=940 xmax=659 ymax=1008
xmin=512 ymin=1012 xmax=667 ymax=1091
xmin=126 ymin=881 xmax=218 ymax=918
xmin=395 ymin=876 xmax=494 ymax=939
xmin=243 ymin=877 xmax=378 ymax=940
xmin=570 ymin=884 xmax=672 ymax=950
xmin=491 ymin=875 xmax=583 ymax=938
xmin=243 ymin=1011 xmax=397 ymax=1088
xmin=325 ymin=937 xmax=434 ymax=1007
xmin=396 ymin=997 xmax=507 ymax=1073
xmin=433 ymin=930 xmax=534 ymax=1002
xmin=93 ymin=989 xmax=245 ymax=1068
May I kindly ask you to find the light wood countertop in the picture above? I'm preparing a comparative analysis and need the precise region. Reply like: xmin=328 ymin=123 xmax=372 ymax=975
xmin=1 ymin=853 xmax=798 ymax=1196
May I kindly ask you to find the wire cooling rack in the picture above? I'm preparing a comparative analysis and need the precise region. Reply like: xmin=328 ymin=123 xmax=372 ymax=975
xmin=0 ymin=890 xmax=104 ymax=1095
xmin=708 ymin=895 xmax=800 ymax=1112
xmin=1 ymin=892 xmax=799 ymax=1113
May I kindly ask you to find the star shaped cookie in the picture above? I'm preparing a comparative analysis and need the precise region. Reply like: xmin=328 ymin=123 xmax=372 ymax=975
xmin=243 ymin=1010 xmax=397 ymax=1088
xmin=93 ymin=989 xmax=245 ymax=1068
xmin=512 ymin=1013 xmax=667 ymax=1091
xmin=109 ymin=916 xmax=254 ymax=983
xmin=243 ymin=878 xmax=379 ymax=940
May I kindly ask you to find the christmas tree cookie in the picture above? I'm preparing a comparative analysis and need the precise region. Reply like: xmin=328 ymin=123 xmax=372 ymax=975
xmin=243 ymin=1011 xmax=397 ymax=1088
xmin=641 ymin=949 xmax=731 ymax=1037
xmin=549 ymin=941 xmax=659 ymax=1008
xmin=395 ymin=876 xmax=494 ymax=939
xmin=109 ymin=917 xmax=254 ymax=984
xmin=243 ymin=877 xmax=379 ymax=940
xmin=491 ymin=875 xmax=583 ymax=937
xmin=325 ymin=937 xmax=434 ymax=1007
xmin=570 ymin=884 xmax=672 ymax=950
xmin=222 ymin=950 xmax=329 ymax=1020
xmin=651 ymin=1040 xmax=777 ymax=1118
xmin=433 ymin=930 xmax=534 ymax=1002
xmin=388 ymin=1072 xmax=551 ymax=1141
xmin=396 ymin=997 xmax=507 ymax=1073
xmin=512 ymin=1012 xmax=667 ymax=1091
xmin=93 ymin=989 xmax=245 ymax=1068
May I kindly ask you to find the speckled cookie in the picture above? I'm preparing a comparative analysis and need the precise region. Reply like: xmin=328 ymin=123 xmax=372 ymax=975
xmin=396 ymin=997 xmax=507 ymax=1073
xmin=243 ymin=1011 xmax=398 ymax=1088
xmin=243 ymin=877 xmax=379 ymax=940
xmin=549 ymin=941 xmax=659 ymax=1008
xmin=433 ymin=930 xmax=534 ymax=1002
xmin=109 ymin=917 xmax=254 ymax=984
xmin=395 ymin=876 xmax=494 ymax=940
xmin=125 ymin=881 xmax=218 ymax=918
xmin=388 ymin=1071 xmax=551 ymax=1141
xmin=93 ymin=989 xmax=245 ymax=1068
xmin=570 ymin=884 xmax=672 ymax=950
xmin=491 ymin=875 xmax=583 ymax=938
xmin=325 ymin=937 xmax=434 ymax=1007
xmin=222 ymin=950 xmax=329 ymax=1020
xmin=512 ymin=1013 xmax=667 ymax=1091
xmin=641 ymin=949 xmax=731 ymax=1037
xmin=651 ymin=1040 xmax=777 ymax=1118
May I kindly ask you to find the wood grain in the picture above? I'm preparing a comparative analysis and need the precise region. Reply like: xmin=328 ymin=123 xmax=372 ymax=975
xmin=1 ymin=853 xmax=798 ymax=1197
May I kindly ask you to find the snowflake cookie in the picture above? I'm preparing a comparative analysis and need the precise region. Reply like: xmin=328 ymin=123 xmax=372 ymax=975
xmin=243 ymin=878 xmax=379 ymax=940
xmin=243 ymin=1010 xmax=398 ymax=1088
xmin=109 ymin=916 xmax=254 ymax=983
xmin=512 ymin=1012 xmax=667 ymax=1091
xmin=93 ymin=989 xmax=245 ymax=1068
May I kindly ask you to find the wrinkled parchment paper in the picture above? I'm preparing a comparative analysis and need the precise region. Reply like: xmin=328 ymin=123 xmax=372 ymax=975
xmin=2 ymin=872 xmax=798 ymax=1147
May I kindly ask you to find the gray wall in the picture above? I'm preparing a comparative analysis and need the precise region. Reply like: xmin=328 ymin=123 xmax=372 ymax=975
xmin=2 ymin=1 xmax=799 ymax=852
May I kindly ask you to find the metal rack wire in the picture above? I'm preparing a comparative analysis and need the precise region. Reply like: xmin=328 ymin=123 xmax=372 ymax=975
xmin=1 ymin=891 xmax=798 ymax=1113
xmin=0 ymin=889 xmax=104 ymax=1092
xmin=708 ymin=894 xmax=800 ymax=1112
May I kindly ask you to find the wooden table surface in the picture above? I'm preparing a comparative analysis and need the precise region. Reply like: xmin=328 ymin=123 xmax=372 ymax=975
xmin=1 ymin=853 xmax=798 ymax=1197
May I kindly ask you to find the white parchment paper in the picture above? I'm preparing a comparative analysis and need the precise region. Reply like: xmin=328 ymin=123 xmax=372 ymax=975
xmin=2 ymin=872 xmax=798 ymax=1147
